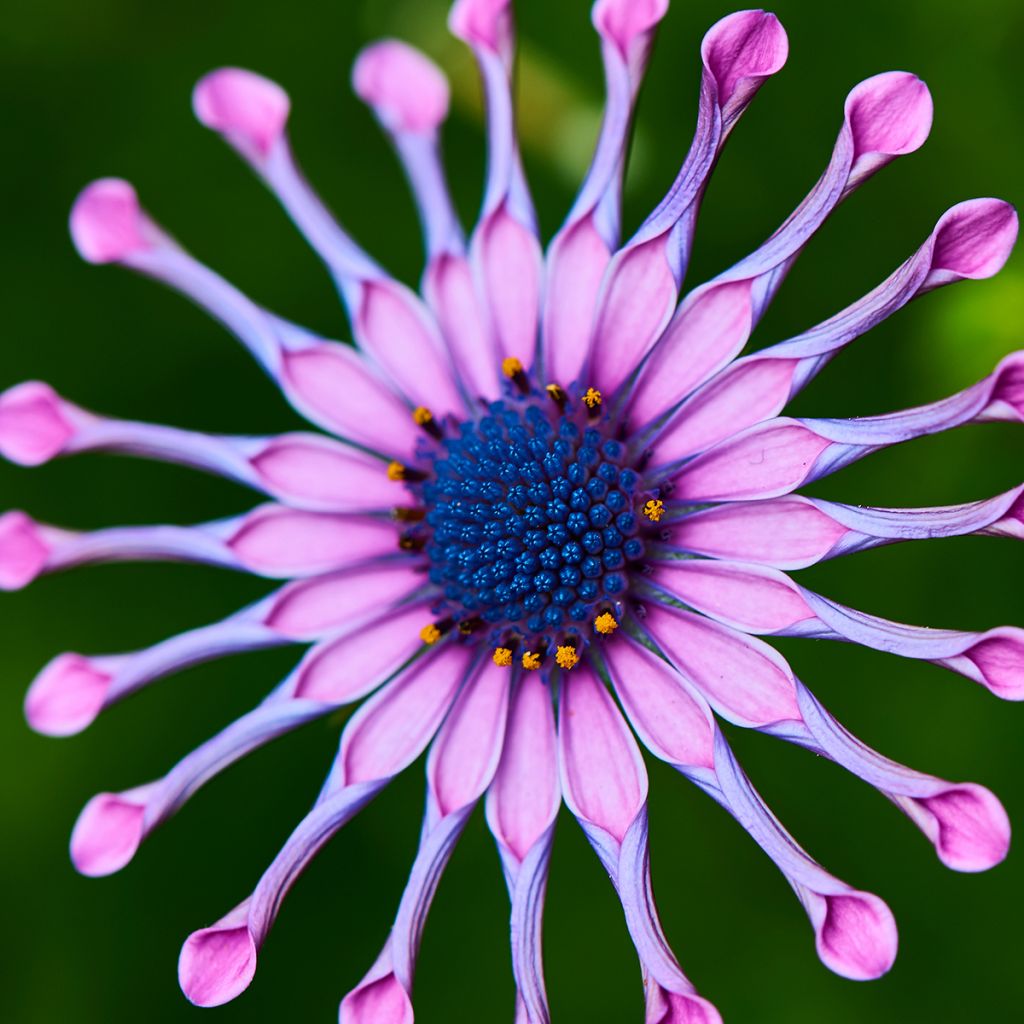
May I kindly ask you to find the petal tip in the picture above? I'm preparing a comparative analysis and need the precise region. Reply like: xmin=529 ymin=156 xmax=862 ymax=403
xmin=702 ymin=9 xmax=790 ymax=104
xmin=179 ymin=924 xmax=258 ymax=1007
xmin=932 ymin=198 xmax=1019 ymax=280
xmin=816 ymin=891 xmax=898 ymax=981
xmin=449 ymin=0 xmax=512 ymax=51
xmin=591 ymin=0 xmax=669 ymax=55
xmin=193 ymin=67 xmax=290 ymax=158
xmin=340 ymin=972 xmax=414 ymax=1024
xmin=0 ymin=381 xmax=75 ymax=466
xmin=24 ymin=652 xmax=112 ymax=736
xmin=846 ymin=71 xmax=933 ymax=159
xmin=353 ymin=40 xmax=449 ymax=134
xmin=0 ymin=510 xmax=49 ymax=590
xmin=70 ymin=793 xmax=145 ymax=876
xmin=925 ymin=784 xmax=1011 ymax=873
xmin=70 ymin=178 xmax=151 ymax=264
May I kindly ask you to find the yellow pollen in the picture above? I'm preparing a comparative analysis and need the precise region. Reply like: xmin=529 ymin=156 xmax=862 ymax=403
xmin=555 ymin=645 xmax=580 ymax=671
xmin=420 ymin=623 xmax=442 ymax=645
xmin=594 ymin=612 xmax=619 ymax=635
xmin=387 ymin=461 xmax=407 ymax=482
xmin=493 ymin=646 xmax=514 ymax=667
xmin=583 ymin=387 xmax=602 ymax=409
xmin=502 ymin=356 xmax=524 ymax=379
xmin=522 ymin=651 xmax=542 ymax=671
xmin=545 ymin=383 xmax=566 ymax=401
xmin=412 ymin=406 xmax=434 ymax=426
xmin=643 ymin=499 xmax=665 ymax=523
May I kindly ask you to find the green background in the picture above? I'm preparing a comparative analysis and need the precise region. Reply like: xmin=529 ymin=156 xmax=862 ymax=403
xmin=2 ymin=0 xmax=1022 ymax=1021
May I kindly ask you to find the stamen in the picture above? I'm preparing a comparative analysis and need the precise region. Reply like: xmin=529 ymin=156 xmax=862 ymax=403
xmin=388 ymin=461 xmax=425 ymax=483
xmin=458 ymin=616 xmax=483 ymax=636
xmin=412 ymin=406 xmax=442 ymax=440
xmin=398 ymin=533 xmax=425 ymax=552
xmin=493 ymin=646 xmax=514 ymax=667
xmin=420 ymin=623 xmax=442 ymax=645
xmin=594 ymin=612 xmax=618 ymax=635
xmin=583 ymin=387 xmax=602 ymax=410
xmin=521 ymin=650 xmax=542 ymax=671
xmin=502 ymin=356 xmax=530 ymax=394
xmin=643 ymin=499 xmax=665 ymax=523
xmin=393 ymin=506 xmax=426 ymax=522
xmin=555 ymin=642 xmax=580 ymax=671
xmin=545 ymin=383 xmax=567 ymax=413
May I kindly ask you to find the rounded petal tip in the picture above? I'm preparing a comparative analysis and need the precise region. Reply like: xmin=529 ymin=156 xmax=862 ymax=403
xmin=70 ymin=178 xmax=152 ymax=264
xmin=24 ymin=652 xmax=112 ymax=736
xmin=193 ymin=68 xmax=290 ymax=158
xmin=591 ymin=0 xmax=669 ymax=55
xmin=0 ymin=510 xmax=50 ymax=590
xmin=815 ymin=891 xmax=898 ymax=981
xmin=449 ymin=0 xmax=512 ymax=51
xmin=967 ymin=629 xmax=1024 ymax=698
xmin=701 ymin=10 xmax=789 ymax=105
xmin=0 ymin=381 xmax=75 ymax=466
xmin=846 ymin=71 xmax=933 ymax=159
xmin=70 ymin=793 xmax=146 ymax=876
xmin=923 ymin=784 xmax=1011 ymax=873
xmin=179 ymin=923 xmax=258 ymax=1007
xmin=932 ymin=199 xmax=1018 ymax=280
xmin=340 ymin=972 xmax=414 ymax=1024
xmin=353 ymin=40 xmax=449 ymax=134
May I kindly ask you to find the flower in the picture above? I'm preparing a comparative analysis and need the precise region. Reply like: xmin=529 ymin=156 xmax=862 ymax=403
xmin=3 ymin=0 xmax=1021 ymax=1020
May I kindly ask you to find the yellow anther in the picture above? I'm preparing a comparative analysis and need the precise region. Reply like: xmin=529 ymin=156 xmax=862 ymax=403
xmin=502 ymin=356 xmax=525 ymax=379
xmin=493 ymin=646 xmax=514 ymax=667
xmin=594 ymin=612 xmax=619 ymax=635
xmin=545 ymin=383 xmax=567 ymax=407
xmin=387 ymin=461 xmax=407 ymax=482
xmin=643 ymin=499 xmax=665 ymax=523
xmin=412 ymin=406 xmax=433 ymax=426
xmin=555 ymin=645 xmax=580 ymax=671
xmin=522 ymin=651 xmax=542 ymax=671
xmin=420 ymin=623 xmax=442 ymax=645
xmin=583 ymin=387 xmax=602 ymax=409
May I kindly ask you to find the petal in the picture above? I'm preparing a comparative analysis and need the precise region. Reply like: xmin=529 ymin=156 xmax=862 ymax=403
xmin=193 ymin=67 xmax=290 ymax=162
xmin=0 ymin=510 xmax=52 ymax=590
xmin=352 ymin=40 xmax=450 ymax=134
xmin=812 ymin=892 xmax=899 ymax=981
xmin=340 ymin=948 xmax=414 ymax=1024
xmin=641 ymin=600 xmax=800 ymax=727
xmin=69 ymin=177 xmax=165 ymax=263
xmin=591 ymin=0 xmax=669 ymax=59
xmin=558 ymin=664 xmax=647 ymax=842
xmin=0 ymin=381 xmax=79 ymax=466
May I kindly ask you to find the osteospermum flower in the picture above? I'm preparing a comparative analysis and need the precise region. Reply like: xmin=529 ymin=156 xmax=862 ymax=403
xmin=3 ymin=0 xmax=1021 ymax=1019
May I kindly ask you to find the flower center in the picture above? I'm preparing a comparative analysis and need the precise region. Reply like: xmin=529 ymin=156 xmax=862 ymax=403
xmin=395 ymin=364 xmax=663 ymax=670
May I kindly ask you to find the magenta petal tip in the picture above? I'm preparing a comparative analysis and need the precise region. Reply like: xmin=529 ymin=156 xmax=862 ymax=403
xmin=701 ymin=10 xmax=789 ymax=103
xmin=24 ymin=652 xmax=112 ymax=736
xmin=179 ymin=924 xmax=258 ymax=1007
xmin=845 ymin=71 xmax=933 ymax=158
xmin=353 ymin=40 xmax=449 ymax=134
xmin=193 ymin=67 xmax=290 ymax=157
xmin=449 ymin=0 xmax=512 ymax=50
xmin=0 ymin=381 xmax=75 ymax=466
xmin=340 ymin=972 xmax=414 ymax=1024
xmin=967 ymin=630 xmax=1024 ymax=699
xmin=70 ymin=178 xmax=151 ymax=264
xmin=925 ymin=785 xmax=1011 ymax=873
xmin=815 ymin=891 xmax=898 ymax=981
xmin=0 ymin=511 xmax=49 ymax=590
xmin=70 ymin=793 xmax=145 ymax=877
xmin=591 ymin=0 xmax=669 ymax=54
xmin=933 ymin=198 xmax=1019 ymax=280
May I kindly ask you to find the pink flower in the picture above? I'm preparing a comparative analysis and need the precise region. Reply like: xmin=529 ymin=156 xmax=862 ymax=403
xmin=5 ymin=2 xmax=1019 ymax=1020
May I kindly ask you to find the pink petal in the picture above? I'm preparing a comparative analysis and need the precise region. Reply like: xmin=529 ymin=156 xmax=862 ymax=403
xmin=592 ymin=0 xmax=669 ymax=57
xmin=477 ymin=204 xmax=543 ymax=363
xmin=0 ymin=381 xmax=77 ymax=466
xmin=70 ymin=792 xmax=146 ymax=877
xmin=664 ymin=498 xmax=848 ymax=569
xmin=265 ymin=563 xmax=423 ymax=639
xmin=449 ymin=0 xmax=513 ymax=52
xmin=487 ymin=672 xmax=559 ymax=859
xmin=845 ymin=72 xmax=932 ymax=169
xmin=813 ymin=891 xmax=898 ymax=981
xmin=0 ymin=511 xmax=51 ymax=590
xmin=700 ymin=9 xmax=789 ymax=116
xmin=193 ymin=68 xmax=290 ymax=160
xmin=673 ymin=420 xmax=831 ymax=501
xmin=291 ymin=604 xmax=429 ymax=704
xmin=250 ymin=436 xmax=397 ymax=513
xmin=24 ymin=652 xmax=113 ymax=737
xmin=642 ymin=602 xmax=800 ymax=727
xmin=352 ymin=40 xmax=449 ymax=134
xmin=559 ymin=666 xmax=647 ymax=841
xmin=650 ymin=560 xmax=816 ymax=634
xmin=929 ymin=197 xmax=1018 ymax=282
xmin=69 ymin=178 xmax=158 ymax=264
xmin=645 ymin=985 xmax=724 ymax=1024
xmin=340 ymin=969 xmax=414 ymax=1024
xmin=179 ymin=916 xmax=258 ymax=1008
xmin=909 ymin=785 xmax=1011 ymax=873
xmin=604 ymin=637 xmax=715 ymax=770
xmin=964 ymin=634 xmax=1024 ymax=700
xmin=428 ymin=660 xmax=511 ymax=815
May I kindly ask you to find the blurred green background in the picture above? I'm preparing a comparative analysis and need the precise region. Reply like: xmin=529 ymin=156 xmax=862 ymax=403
xmin=1 ymin=0 xmax=1022 ymax=1021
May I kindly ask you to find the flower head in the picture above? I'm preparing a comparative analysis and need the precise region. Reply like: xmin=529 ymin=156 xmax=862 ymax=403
xmin=5 ymin=1 xmax=1021 ymax=1020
